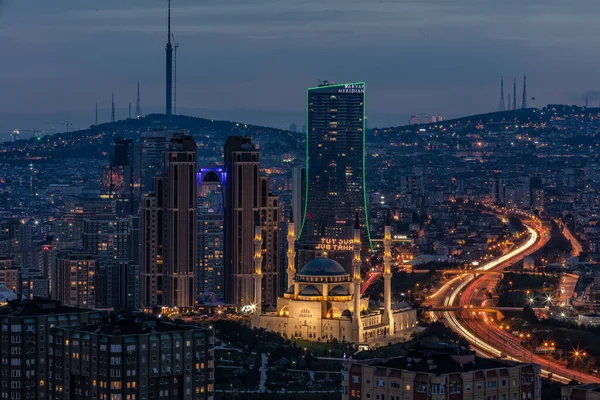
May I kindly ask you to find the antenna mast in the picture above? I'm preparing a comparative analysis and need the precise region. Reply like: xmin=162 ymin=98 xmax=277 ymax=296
xmin=95 ymin=102 xmax=98 ymax=125
xmin=111 ymin=93 xmax=115 ymax=123
xmin=499 ymin=76 xmax=505 ymax=112
xmin=172 ymin=33 xmax=179 ymax=115
xmin=522 ymin=74 xmax=528 ymax=109
xmin=165 ymin=0 xmax=173 ymax=116
xmin=136 ymin=81 xmax=141 ymax=119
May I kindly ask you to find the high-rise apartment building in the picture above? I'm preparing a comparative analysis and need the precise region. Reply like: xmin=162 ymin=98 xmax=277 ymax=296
xmin=258 ymin=177 xmax=282 ymax=307
xmin=197 ymin=168 xmax=225 ymax=301
xmin=22 ymin=241 xmax=53 ymax=299
xmin=197 ymin=211 xmax=224 ymax=301
xmin=83 ymin=214 xmax=140 ymax=309
xmin=223 ymin=137 xmax=281 ymax=306
xmin=298 ymin=82 xmax=371 ymax=269
xmin=139 ymin=130 xmax=178 ymax=193
xmin=52 ymin=250 xmax=99 ymax=308
xmin=0 ymin=255 xmax=19 ymax=295
xmin=100 ymin=138 xmax=135 ymax=215
xmin=141 ymin=136 xmax=197 ymax=308
xmin=400 ymin=174 xmax=424 ymax=195
xmin=0 ymin=299 xmax=103 ymax=400
xmin=48 ymin=315 xmax=215 ymax=400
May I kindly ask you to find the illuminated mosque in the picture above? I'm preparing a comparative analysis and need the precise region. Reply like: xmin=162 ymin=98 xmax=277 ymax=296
xmin=251 ymin=213 xmax=417 ymax=345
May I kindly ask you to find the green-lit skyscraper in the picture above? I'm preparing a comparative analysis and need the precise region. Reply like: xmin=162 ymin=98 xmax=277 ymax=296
xmin=298 ymin=82 xmax=371 ymax=267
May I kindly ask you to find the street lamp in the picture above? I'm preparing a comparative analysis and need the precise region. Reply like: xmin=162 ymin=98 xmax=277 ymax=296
xmin=572 ymin=348 xmax=588 ymax=382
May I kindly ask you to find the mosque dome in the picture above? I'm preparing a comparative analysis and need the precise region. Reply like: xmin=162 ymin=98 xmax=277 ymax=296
xmin=297 ymin=257 xmax=347 ymax=277
xmin=299 ymin=285 xmax=322 ymax=296
xmin=329 ymin=285 xmax=350 ymax=296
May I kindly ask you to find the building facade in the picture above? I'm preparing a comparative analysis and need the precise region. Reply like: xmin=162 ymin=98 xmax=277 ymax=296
xmin=0 ymin=255 xmax=19 ymax=295
xmin=255 ymin=215 xmax=416 ymax=345
xmin=52 ymin=250 xmax=99 ymax=308
xmin=141 ymin=135 xmax=198 ymax=308
xmin=561 ymin=384 xmax=600 ymax=400
xmin=223 ymin=137 xmax=282 ymax=307
xmin=343 ymin=349 xmax=542 ymax=400
xmin=0 ymin=299 xmax=103 ymax=400
xmin=197 ymin=211 xmax=224 ymax=301
xmin=48 ymin=316 xmax=215 ymax=400
xmin=100 ymin=138 xmax=135 ymax=215
xmin=259 ymin=178 xmax=282 ymax=307
xmin=83 ymin=214 xmax=140 ymax=309
xmin=197 ymin=168 xmax=225 ymax=301
xmin=139 ymin=130 xmax=178 ymax=194
xmin=299 ymin=82 xmax=371 ymax=269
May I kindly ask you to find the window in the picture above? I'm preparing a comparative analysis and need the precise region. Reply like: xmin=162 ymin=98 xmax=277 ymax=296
xmin=477 ymin=382 xmax=483 ymax=390
xmin=502 ymin=379 xmax=507 ymax=387
xmin=465 ymin=384 xmax=471 ymax=392
xmin=488 ymin=381 xmax=497 ymax=388
xmin=366 ymin=377 xmax=371 ymax=385
xmin=110 ymin=344 xmax=122 ymax=353
xmin=404 ymin=384 xmax=410 ymax=391
xmin=391 ymin=382 xmax=400 ymax=389
xmin=431 ymin=384 xmax=444 ymax=394
xmin=416 ymin=384 xmax=426 ymax=393
xmin=376 ymin=379 xmax=385 ymax=387
xmin=351 ymin=376 xmax=360 ymax=383
xmin=450 ymin=384 xmax=461 ymax=394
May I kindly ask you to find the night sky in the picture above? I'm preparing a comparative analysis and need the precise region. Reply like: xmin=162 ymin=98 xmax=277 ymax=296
xmin=1 ymin=0 xmax=599 ymax=136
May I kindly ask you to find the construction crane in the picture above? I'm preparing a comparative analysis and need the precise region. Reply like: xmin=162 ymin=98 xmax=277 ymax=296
xmin=172 ymin=33 xmax=179 ymax=115
xmin=42 ymin=121 xmax=73 ymax=133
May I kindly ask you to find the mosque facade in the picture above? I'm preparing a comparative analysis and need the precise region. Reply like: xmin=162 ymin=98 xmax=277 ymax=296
xmin=251 ymin=213 xmax=417 ymax=345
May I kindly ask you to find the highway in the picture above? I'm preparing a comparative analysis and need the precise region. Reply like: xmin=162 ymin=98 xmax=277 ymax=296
xmin=433 ymin=221 xmax=600 ymax=384
xmin=555 ymin=219 xmax=583 ymax=257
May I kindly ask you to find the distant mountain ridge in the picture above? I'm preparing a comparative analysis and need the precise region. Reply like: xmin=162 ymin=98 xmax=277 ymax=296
xmin=0 ymin=113 xmax=302 ymax=162
xmin=3 ymin=105 xmax=597 ymax=162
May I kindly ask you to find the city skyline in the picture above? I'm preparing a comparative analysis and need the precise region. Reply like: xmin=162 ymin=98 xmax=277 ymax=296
xmin=2 ymin=0 xmax=600 ymax=135
xmin=2 ymin=1 xmax=600 ymax=396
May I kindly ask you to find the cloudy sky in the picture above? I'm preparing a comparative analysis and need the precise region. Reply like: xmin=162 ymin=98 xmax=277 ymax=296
xmin=0 ymin=0 xmax=598 ymax=135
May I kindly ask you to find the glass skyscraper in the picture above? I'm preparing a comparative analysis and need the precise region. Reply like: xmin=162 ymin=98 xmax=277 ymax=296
xmin=299 ymin=82 xmax=371 ymax=263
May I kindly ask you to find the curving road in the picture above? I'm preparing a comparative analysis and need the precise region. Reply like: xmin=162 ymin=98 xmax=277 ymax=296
xmin=434 ymin=223 xmax=600 ymax=384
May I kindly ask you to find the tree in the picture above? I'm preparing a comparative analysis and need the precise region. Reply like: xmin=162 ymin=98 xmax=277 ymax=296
xmin=523 ymin=305 xmax=539 ymax=324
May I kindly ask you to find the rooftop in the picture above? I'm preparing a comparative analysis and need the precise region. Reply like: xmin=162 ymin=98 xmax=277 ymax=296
xmin=570 ymin=384 xmax=600 ymax=393
xmin=0 ymin=299 xmax=92 ymax=317
xmin=365 ymin=348 xmax=525 ymax=375
xmin=63 ymin=315 xmax=208 ymax=337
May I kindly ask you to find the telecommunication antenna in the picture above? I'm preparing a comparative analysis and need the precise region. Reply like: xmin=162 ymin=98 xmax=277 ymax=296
xmin=172 ymin=33 xmax=179 ymax=115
